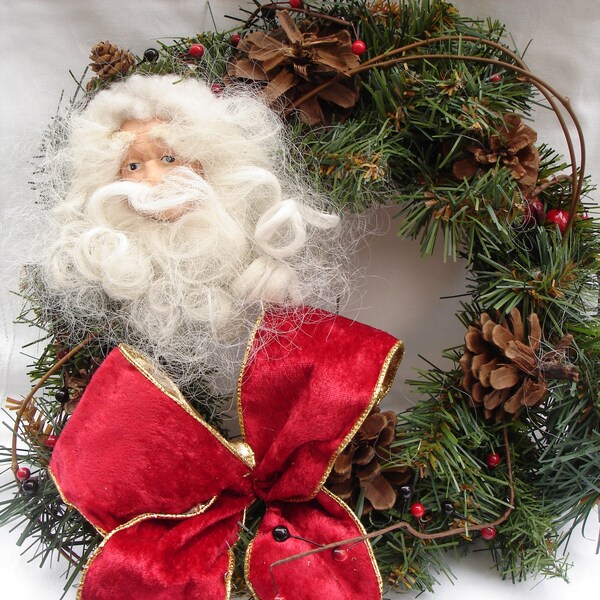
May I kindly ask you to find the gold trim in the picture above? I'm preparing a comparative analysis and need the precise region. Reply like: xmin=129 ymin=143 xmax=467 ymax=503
xmin=76 ymin=541 xmax=102 ymax=600
xmin=320 ymin=487 xmax=383 ymax=598
xmin=296 ymin=339 xmax=404 ymax=502
xmin=48 ymin=466 xmax=108 ymax=537
xmin=243 ymin=537 xmax=259 ymax=600
xmin=76 ymin=496 xmax=218 ymax=600
xmin=119 ymin=344 xmax=187 ymax=404
xmin=225 ymin=506 xmax=248 ymax=600
xmin=225 ymin=546 xmax=235 ymax=600
xmin=119 ymin=344 xmax=254 ymax=468
xmin=373 ymin=340 xmax=405 ymax=402
xmin=235 ymin=309 xmax=266 ymax=444
xmin=230 ymin=441 xmax=256 ymax=469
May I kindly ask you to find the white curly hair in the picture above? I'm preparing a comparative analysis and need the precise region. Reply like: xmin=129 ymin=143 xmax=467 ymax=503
xmin=34 ymin=74 xmax=350 ymax=392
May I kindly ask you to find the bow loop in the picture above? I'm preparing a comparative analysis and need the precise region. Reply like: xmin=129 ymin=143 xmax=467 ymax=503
xmin=239 ymin=308 xmax=404 ymax=504
xmin=247 ymin=491 xmax=382 ymax=600
xmin=50 ymin=345 xmax=253 ymax=534
xmin=78 ymin=492 xmax=250 ymax=600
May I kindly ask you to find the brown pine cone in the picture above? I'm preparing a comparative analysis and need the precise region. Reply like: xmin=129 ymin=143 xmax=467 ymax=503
xmin=326 ymin=407 xmax=412 ymax=515
xmin=89 ymin=41 xmax=136 ymax=79
xmin=227 ymin=10 xmax=360 ymax=125
xmin=452 ymin=113 xmax=540 ymax=195
xmin=460 ymin=307 xmax=578 ymax=421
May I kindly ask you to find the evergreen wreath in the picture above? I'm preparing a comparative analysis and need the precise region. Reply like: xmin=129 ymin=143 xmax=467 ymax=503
xmin=1 ymin=1 xmax=598 ymax=597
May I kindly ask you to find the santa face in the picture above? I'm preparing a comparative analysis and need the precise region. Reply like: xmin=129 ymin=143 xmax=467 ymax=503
xmin=119 ymin=118 xmax=204 ymax=221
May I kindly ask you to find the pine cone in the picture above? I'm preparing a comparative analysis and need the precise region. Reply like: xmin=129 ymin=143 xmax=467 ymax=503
xmin=227 ymin=10 xmax=360 ymax=125
xmin=63 ymin=366 xmax=98 ymax=414
xmin=460 ymin=307 xmax=578 ymax=421
xmin=326 ymin=407 xmax=412 ymax=515
xmin=453 ymin=113 xmax=540 ymax=195
xmin=89 ymin=41 xmax=136 ymax=79
xmin=369 ymin=0 xmax=403 ymax=23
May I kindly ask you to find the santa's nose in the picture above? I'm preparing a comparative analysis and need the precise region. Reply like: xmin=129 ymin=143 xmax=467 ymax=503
xmin=144 ymin=161 xmax=169 ymax=186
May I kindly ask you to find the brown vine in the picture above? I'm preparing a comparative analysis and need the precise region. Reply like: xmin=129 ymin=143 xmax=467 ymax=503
xmin=11 ymin=334 xmax=95 ymax=480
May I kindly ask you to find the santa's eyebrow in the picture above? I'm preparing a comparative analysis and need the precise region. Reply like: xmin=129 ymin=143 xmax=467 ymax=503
xmin=132 ymin=125 xmax=162 ymax=136
xmin=128 ymin=141 xmax=156 ymax=150
xmin=124 ymin=140 xmax=174 ymax=156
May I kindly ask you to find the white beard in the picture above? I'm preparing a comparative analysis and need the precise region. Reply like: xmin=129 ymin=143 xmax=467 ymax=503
xmin=39 ymin=167 xmax=347 ymax=395
xmin=42 ymin=169 xmax=263 ymax=393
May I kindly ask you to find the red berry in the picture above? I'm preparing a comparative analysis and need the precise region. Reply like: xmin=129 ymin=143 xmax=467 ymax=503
xmin=332 ymin=547 xmax=348 ymax=562
xmin=189 ymin=43 xmax=204 ymax=58
xmin=531 ymin=199 xmax=545 ymax=222
xmin=210 ymin=83 xmax=223 ymax=94
xmin=486 ymin=452 xmax=501 ymax=469
xmin=524 ymin=199 xmax=545 ymax=225
xmin=481 ymin=526 xmax=497 ymax=541
xmin=16 ymin=467 xmax=31 ymax=481
xmin=289 ymin=0 xmax=302 ymax=8
xmin=490 ymin=73 xmax=502 ymax=83
xmin=46 ymin=434 xmax=58 ymax=448
xmin=274 ymin=596 xmax=286 ymax=600
xmin=352 ymin=40 xmax=367 ymax=56
xmin=410 ymin=502 xmax=426 ymax=519
xmin=545 ymin=208 xmax=569 ymax=234
xmin=231 ymin=34 xmax=241 ymax=47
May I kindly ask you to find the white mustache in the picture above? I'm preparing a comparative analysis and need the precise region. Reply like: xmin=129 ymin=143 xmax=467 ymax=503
xmin=88 ymin=168 xmax=219 ymax=220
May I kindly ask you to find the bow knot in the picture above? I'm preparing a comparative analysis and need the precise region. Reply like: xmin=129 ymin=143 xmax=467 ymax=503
xmin=50 ymin=308 xmax=403 ymax=599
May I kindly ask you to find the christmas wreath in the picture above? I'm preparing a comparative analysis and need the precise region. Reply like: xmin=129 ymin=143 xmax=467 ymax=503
xmin=1 ymin=1 xmax=598 ymax=598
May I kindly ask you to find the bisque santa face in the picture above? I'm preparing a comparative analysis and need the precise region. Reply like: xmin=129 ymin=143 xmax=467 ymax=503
xmin=119 ymin=118 xmax=204 ymax=221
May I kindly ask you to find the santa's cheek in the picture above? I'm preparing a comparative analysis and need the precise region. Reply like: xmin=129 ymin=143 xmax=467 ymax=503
xmin=121 ymin=168 xmax=144 ymax=182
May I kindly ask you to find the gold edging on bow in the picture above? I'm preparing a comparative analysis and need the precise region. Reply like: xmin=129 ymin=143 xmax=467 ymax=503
xmin=48 ymin=467 xmax=109 ymax=537
xmin=119 ymin=344 xmax=256 ymax=468
xmin=312 ymin=339 xmax=404 ymax=501
xmin=243 ymin=537 xmax=258 ymax=600
xmin=321 ymin=487 xmax=384 ymax=598
xmin=74 ymin=496 xmax=219 ymax=600
xmin=225 ymin=545 xmax=236 ymax=600
xmin=236 ymin=308 xmax=267 ymax=443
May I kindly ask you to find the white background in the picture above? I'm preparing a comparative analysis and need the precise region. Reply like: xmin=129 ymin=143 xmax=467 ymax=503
xmin=0 ymin=1 xmax=597 ymax=598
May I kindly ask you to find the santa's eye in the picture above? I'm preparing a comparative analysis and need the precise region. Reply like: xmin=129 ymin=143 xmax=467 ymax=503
xmin=127 ymin=162 xmax=141 ymax=171
xmin=162 ymin=155 xmax=176 ymax=164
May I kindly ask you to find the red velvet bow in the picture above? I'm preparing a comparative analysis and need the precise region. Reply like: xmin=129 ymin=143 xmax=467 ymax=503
xmin=49 ymin=308 xmax=403 ymax=599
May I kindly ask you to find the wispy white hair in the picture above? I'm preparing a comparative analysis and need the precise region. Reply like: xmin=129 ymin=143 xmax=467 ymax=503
xmin=32 ymin=75 xmax=352 ymax=392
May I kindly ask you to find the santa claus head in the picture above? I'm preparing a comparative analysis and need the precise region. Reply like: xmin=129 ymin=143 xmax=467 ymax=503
xmin=35 ymin=75 xmax=349 ymax=391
